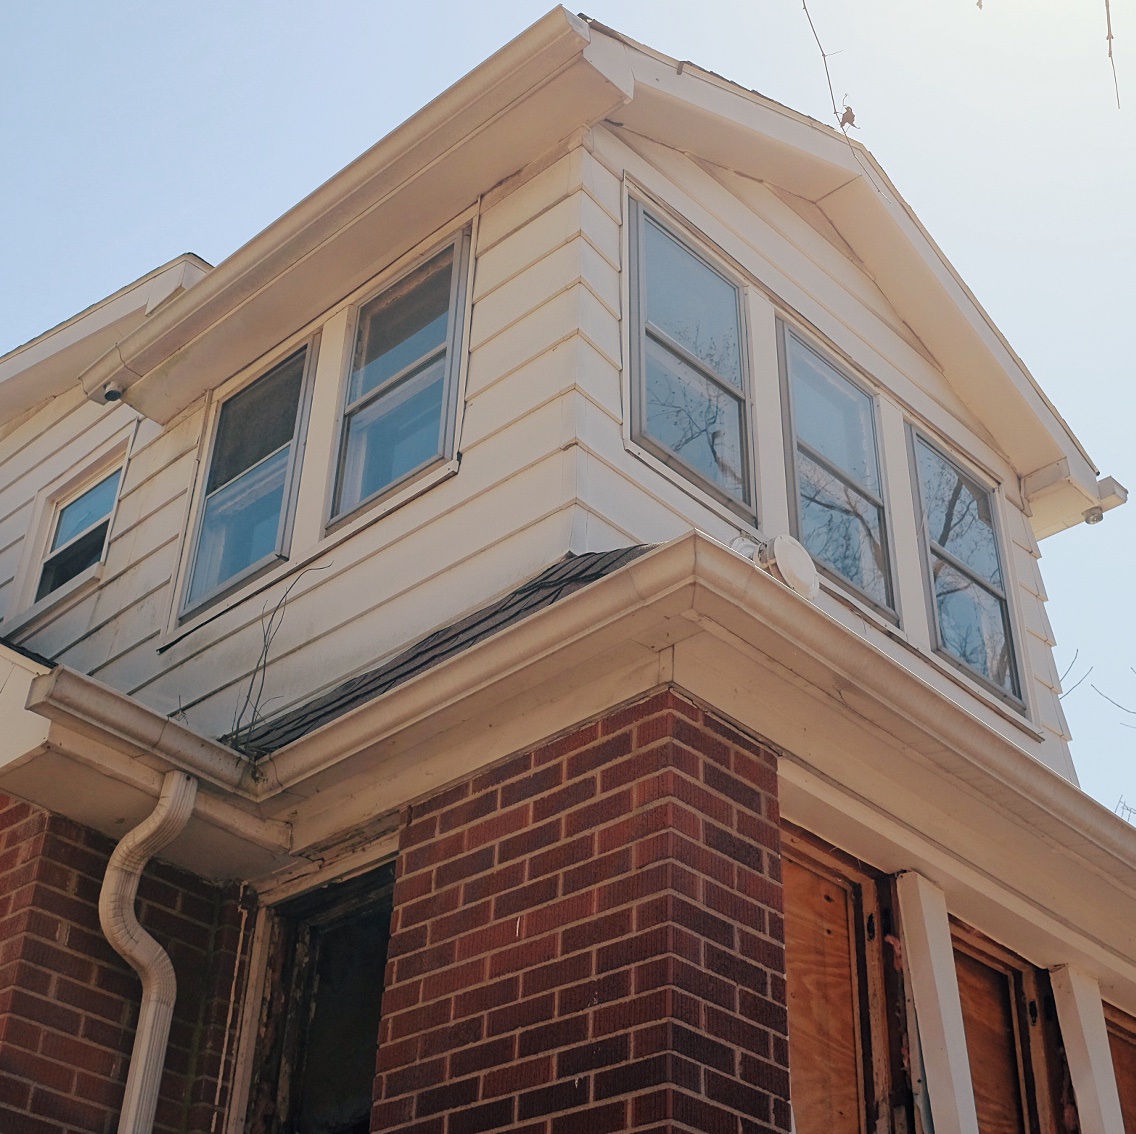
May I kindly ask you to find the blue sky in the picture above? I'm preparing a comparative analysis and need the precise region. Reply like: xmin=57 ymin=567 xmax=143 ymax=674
xmin=3 ymin=1 xmax=1134 ymax=809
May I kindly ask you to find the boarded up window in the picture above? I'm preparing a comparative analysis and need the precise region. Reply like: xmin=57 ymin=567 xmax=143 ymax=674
xmin=951 ymin=928 xmax=1073 ymax=1134
xmin=782 ymin=834 xmax=906 ymax=1134
xmin=1106 ymin=1008 xmax=1136 ymax=1134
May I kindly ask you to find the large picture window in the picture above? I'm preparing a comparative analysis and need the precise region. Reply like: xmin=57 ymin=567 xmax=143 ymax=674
xmin=629 ymin=201 xmax=753 ymax=513
xmin=783 ymin=328 xmax=892 ymax=612
xmin=912 ymin=436 xmax=1020 ymax=699
xmin=184 ymin=347 xmax=310 ymax=611
xmin=333 ymin=235 xmax=469 ymax=520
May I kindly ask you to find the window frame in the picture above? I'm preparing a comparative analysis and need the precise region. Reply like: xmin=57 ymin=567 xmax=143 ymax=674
xmin=908 ymin=428 xmax=1024 ymax=708
xmin=180 ymin=340 xmax=318 ymax=618
xmin=328 ymin=228 xmax=471 ymax=529
xmin=778 ymin=320 xmax=897 ymax=621
xmin=627 ymin=197 xmax=757 ymax=521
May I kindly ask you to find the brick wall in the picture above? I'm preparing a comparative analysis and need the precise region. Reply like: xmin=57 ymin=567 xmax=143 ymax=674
xmin=0 ymin=794 xmax=251 ymax=1134
xmin=375 ymin=688 xmax=791 ymax=1134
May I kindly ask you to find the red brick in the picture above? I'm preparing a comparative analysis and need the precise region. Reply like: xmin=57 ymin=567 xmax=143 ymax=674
xmin=488 ymin=934 xmax=558 ymax=978
xmin=420 ymin=957 xmax=487 ymax=1002
xmin=465 ymin=805 xmax=530 ymax=852
xmin=551 ymin=1100 xmax=627 ymax=1133
xmin=454 ymin=975 xmax=519 ymax=1019
xmin=412 ymin=781 xmax=471 ymax=817
xmin=449 ymin=1034 xmax=515 ymax=1077
xmin=533 ymin=722 xmax=600 ymax=765
xmin=499 ymin=819 xmax=562 ymax=863
xmin=563 ymin=790 xmax=632 ymax=839
xmin=565 ymin=732 xmax=633 ymax=780
xmin=532 ymin=778 xmax=597 ymax=822
xmin=522 ymin=953 xmax=593 ymax=999
xmin=528 ymin=835 xmax=594 ymax=879
xmin=483 ymin=1054 xmax=552 ymax=1098
xmin=438 ymin=790 xmax=499 ymax=835
xmin=494 ymin=877 xmax=558 ymax=921
xmin=501 ymin=764 xmax=563 ymax=808
xmin=472 ymin=753 xmax=533 ymax=793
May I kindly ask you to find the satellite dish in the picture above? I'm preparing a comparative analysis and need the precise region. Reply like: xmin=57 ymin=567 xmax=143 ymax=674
xmin=755 ymin=534 xmax=820 ymax=600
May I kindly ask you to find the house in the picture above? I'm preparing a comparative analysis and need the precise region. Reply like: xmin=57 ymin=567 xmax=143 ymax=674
xmin=0 ymin=7 xmax=1134 ymax=1133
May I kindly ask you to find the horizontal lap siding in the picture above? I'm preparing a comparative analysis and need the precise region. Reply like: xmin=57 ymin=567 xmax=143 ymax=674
xmin=0 ymin=793 xmax=251 ymax=1134
xmin=376 ymin=689 xmax=791 ymax=1134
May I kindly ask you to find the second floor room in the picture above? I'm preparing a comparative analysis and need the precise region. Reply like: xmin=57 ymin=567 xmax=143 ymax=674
xmin=0 ymin=9 xmax=1123 ymax=786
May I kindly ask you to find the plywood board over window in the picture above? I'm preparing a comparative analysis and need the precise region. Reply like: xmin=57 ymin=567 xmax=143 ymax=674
xmin=951 ymin=923 xmax=1076 ymax=1134
xmin=1105 ymin=1006 xmax=1136 ymax=1133
xmin=782 ymin=829 xmax=910 ymax=1134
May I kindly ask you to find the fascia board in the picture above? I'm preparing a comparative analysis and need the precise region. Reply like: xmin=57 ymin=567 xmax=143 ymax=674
xmin=82 ymin=8 xmax=634 ymax=423
xmin=0 ymin=255 xmax=210 ymax=422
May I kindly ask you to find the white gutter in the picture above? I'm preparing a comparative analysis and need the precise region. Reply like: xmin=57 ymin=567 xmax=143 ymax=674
xmin=99 ymin=770 xmax=198 ymax=1134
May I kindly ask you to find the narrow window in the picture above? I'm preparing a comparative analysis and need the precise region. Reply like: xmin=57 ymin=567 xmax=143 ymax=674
xmin=333 ymin=236 xmax=468 ymax=520
xmin=782 ymin=835 xmax=907 ymax=1134
xmin=784 ymin=329 xmax=892 ymax=611
xmin=912 ymin=437 xmax=1020 ymax=699
xmin=185 ymin=347 xmax=308 ymax=610
xmin=629 ymin=202 xmax=753 ymax=512
xmin=246 ymin=864 xmax=394 ymax=1134
xmin=37 ymin=468 xmax=121 ymax=601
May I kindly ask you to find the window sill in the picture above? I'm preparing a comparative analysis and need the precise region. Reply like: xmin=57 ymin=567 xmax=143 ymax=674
xmin=159 ymin=458 xmax=460 ymax=652
xmin=3 ymin=564 xmax=103 ymax=641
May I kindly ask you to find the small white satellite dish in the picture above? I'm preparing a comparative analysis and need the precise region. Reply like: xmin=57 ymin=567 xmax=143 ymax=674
xmin=755 ymin=534 xmax=820 ymax=600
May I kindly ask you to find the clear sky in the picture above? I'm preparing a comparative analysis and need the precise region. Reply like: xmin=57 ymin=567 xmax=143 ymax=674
xmin=3 ymin=1 xmax=1134 ymax=810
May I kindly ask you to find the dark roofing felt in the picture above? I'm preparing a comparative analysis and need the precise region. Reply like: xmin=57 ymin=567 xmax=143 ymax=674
xmin=0 ymin=635 xmax=53 ymax=668
xmin=231 ymin=545 xmax=652 ymax=756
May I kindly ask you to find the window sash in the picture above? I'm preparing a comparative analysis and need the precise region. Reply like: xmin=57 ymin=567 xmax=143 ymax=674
xmin=332 ymin=235 xmax=468 ymax=522
xmin=629 ymin=200 xmax=754 ymax=513
xmin=912 ymin=434 xmax=1021 ymax=701
xmin=182 ymin=348 xmax=310 ymax=615
xmin=36 ymin=469 xmax=121 ymax=602
xmin=782 ymin=327 xmax=893 ymax=614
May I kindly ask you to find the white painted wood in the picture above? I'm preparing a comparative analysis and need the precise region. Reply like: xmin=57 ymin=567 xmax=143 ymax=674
xmin=1050 ymin=965 xmax=1126 ymax=1134
xmin=894 ymin=871 xmax=981 ymax=1134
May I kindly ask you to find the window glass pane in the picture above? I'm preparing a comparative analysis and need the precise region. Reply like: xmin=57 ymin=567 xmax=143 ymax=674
xmin=643 ymin=217 xmax=742 ymax=388
xmin=933 ymin=556 xmax=1017 ymax=695
xmin=350 ymin=249 xmax=453 ymax=405
xmin=51 ymin=470 xmax=120 ymax=552
xmin=37 ymin=522 xmax=110 ymax=601
xmin=916 ymin=441 xmax=1003 ymax=589
xmin=789 ymin=336 xmax=879 ymax=495
xmin=338 ymin=361 xmax=446 ymax=515
xmin=188 ymin=446 xmax=289 ymax=606
xmin=644 ymin=337 xmax=746 ymax=501
xmin=798 ymin=452 xmax=889 ymax=607
xmin=207 ymin=350 xmax=305 ymax=494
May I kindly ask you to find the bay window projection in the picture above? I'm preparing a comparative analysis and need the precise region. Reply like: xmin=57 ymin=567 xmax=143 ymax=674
xmin=185 ymin=348 xmax=308 ymax=610
xmin=784 ymin=330 xmax=892 ymax=611
xmin=913 ymin=437 xmax=1020 ymax=699
xmin=629 ymin=202 xmax=753 ymax=512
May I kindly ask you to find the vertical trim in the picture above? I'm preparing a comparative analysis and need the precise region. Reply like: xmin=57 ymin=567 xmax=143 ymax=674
xmin=894 ymin=870 xmax=980 ymax=1134
xmin=1050 ymin=964 xmax=1125 ymax=1134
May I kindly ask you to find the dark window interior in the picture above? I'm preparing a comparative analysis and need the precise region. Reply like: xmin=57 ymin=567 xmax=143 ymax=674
xmin=247 ymin=863 xmax=394 ymax=1134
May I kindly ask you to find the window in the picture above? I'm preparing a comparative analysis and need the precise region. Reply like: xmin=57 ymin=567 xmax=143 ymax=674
xmin=333 ymin=235 xmax=469 ymax=520
xmin=629 ymin=201 xmax=753 ymax=512
xmin=783 ymin=328 xmax=892 ymax=612
xmin=912 ymin=436 xmax=1020 ymax=699
xmin=36 ymin=468 xmax=121 ymax=601
xmin=184 ymin=347 xmax=310 ymax=611
xmin=245 ymin=864 xmax=394 ymax=1134
xmin=951 ymin=928 xmax=1074 ymax=1134
xmin=782 ymin=832 xmax=909 ymax=1134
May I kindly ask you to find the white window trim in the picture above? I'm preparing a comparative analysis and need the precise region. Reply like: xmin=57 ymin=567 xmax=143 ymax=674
xmin=5 ymin=427 xmax=133 ymax=637
xmin=908 ymin=425 xmax=1030 ymax=714
xmin=176 ymin=339 xmax=320 ymax=620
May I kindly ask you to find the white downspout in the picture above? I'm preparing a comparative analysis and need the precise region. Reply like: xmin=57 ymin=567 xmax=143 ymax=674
xmin=99 ymin=770 xmax=198 ymax=1134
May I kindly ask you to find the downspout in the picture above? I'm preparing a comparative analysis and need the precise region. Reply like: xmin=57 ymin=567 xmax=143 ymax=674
xmin=99 ymin=770 xmax=198 ymax=1134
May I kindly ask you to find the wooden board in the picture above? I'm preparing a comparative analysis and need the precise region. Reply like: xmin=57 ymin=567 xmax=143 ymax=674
xmin=783 ymin=855 xmax=863 ymax=1134
xmin=953 ymin=948 xmax=1027 ymax=1134
xmin=1108 ymin=1019 xmax=1136 ymax=1134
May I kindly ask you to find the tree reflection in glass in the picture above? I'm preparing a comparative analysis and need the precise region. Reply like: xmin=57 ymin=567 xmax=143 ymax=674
xmin=787 ymin=333 xmax=891 ymax=609
xmin=636 ymin=212 xmax=749 ymax=506
xmin=915 ymin=439 xmax=1018 ymax=697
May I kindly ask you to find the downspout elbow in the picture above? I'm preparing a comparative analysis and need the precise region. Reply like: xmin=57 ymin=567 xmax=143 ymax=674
xmin=98 ymin=771 xmax=197 ymax=1134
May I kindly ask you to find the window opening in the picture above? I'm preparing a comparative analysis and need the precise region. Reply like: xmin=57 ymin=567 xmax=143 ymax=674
xmin=36 ymin=468 xmax=121 ymax=601
xmin=247 ymin=863 xmax=394 ymax=1134
xmin=783 ymin=329 xmax=892 ymax=611
xmin=629 ymin=201 xmax=753 ymax=512
xmin=185 ymin=347 xmax=308 ymax=611
xmin=333 ymin=236 xmax=468 ymax=520
xmin=912 ymin=437 xmax=1020 ymax=699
